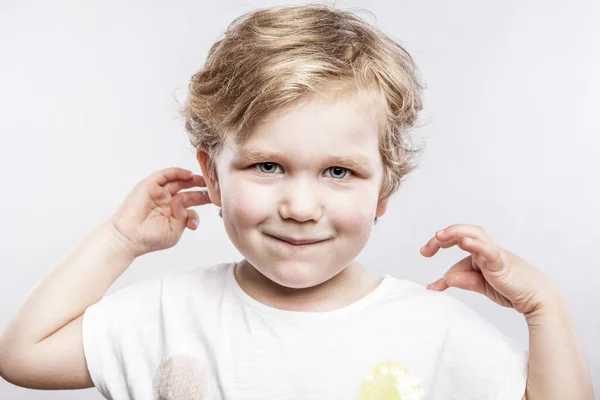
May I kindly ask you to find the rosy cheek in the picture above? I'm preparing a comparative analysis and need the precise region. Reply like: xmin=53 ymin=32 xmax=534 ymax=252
xmin=224 ymin=184 xmax=272 ymax=224
xmin=327 ymin=198 xmax=374 ymax=232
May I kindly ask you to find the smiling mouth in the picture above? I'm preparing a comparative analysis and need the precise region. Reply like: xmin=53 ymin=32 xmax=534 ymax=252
xmin=266 ymin=234 xmax=329 ymax=247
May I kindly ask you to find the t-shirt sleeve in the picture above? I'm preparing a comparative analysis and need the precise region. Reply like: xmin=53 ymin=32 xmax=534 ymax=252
xmin=429 ymin=297 xmax=529 ymax=400
xmin=81 ymin=275 xmax=164 ymax=399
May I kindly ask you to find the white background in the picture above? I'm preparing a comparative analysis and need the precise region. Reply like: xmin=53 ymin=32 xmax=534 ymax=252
xmin=1 ymin=0 xmax=598 ymax=398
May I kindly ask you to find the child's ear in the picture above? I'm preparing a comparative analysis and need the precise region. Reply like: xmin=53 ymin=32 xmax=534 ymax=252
xmin=375 ymin=197 xmax=389 ymax=218
xmin=196 ymin=148 xmax=222 ymax=208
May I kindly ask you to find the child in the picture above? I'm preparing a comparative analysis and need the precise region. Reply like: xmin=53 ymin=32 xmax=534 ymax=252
xmin=0 ymin=4 xmax=593 ymax=400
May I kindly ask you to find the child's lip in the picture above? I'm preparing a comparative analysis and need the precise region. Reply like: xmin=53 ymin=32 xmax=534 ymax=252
xmin=266 ymin=233 xmax=329 ymax=246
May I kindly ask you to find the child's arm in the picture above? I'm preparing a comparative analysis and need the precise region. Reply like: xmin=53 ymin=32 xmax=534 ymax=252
xmin=0 ymin=222 xmax=136 ymax=389
xmin=523 ymin=292 xmax=593 ymax=400
xmin=0 ymin=167 xmax=210 ymax=390
xmin=423 ymin=224 xmax=594 ymax=400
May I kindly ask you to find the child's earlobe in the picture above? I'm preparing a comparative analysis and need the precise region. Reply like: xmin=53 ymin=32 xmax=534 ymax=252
xmin=375 ymin=198 xmax=389 ymax=219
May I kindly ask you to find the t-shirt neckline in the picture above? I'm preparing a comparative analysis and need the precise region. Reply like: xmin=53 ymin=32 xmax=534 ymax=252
xmin=226 ymin=261 xmax=394 ymax=320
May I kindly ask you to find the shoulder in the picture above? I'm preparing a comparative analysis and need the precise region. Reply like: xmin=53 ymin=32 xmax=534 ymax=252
xmin=381 ymin=276 xmax=484 ymax=322
xmin=380 ymin=276 xmax=525 ymax=352
xmin=85 ymin=261 xmax=236 ymax=318
xmin=161 ymin=261 xmax=235 ymax=294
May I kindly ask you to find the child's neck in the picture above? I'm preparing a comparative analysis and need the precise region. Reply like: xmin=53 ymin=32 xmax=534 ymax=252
xmin=234 ymin=259 xmax=383 ymax=312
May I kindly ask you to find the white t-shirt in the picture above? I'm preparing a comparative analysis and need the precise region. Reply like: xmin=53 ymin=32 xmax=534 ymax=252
xmin=82 ymin=261 xmax=528 ymax=400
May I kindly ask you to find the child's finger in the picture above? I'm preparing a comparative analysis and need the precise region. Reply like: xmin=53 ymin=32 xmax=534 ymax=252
xmin=172 ymin=195 xmax=188 ymax=220
xmin=435 ymin=224 xmax=493 ymax=246
xmin=431 ymin=255 xmax=472 ymax=286
xmin=182 ymin=190 xmax=212 ymax=206
xmin=164 ymin=174 xmax=206 ymax=195
xmin=422 ymin=236 xmax=487 ymax=269
xmin=458 ymin=236 xmax=505 ymax=273
xmin=171 ymin=191 xmax=211 ymax=220
xmin=427 ymin=278 xmax=449 ymax=291
xmin=427 ymin=256 xmax=487 ymax=295
xmin=421 ymin=224 xmax=487 ymax=257
xmin=185 ymin=209 xmax=200 ymax=230
xmin=444 ymin=270 xmax=487 ymax=294
xmin=150 ymin=167 xmax=194 ymax=186
xmin=420 ymin=237 xmax=460 ymax=257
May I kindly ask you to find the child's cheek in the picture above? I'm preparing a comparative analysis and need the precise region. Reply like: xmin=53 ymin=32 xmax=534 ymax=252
xmin=327 ymin=193 xmax=376 ymax=238
xmin=223 ymin=182 xmax=274 ymax=225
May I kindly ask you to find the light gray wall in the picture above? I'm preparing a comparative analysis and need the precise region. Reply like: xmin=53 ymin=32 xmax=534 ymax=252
xmin=1 ymin=0 xmax=598 ymax=398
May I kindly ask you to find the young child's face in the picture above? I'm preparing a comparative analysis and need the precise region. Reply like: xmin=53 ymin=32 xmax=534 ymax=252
xmin=199 ymin=91 xmax=389 ymax=289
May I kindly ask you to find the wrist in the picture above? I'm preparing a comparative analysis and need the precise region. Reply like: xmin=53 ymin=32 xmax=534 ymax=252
xmin=524 ymin=284 xmax=566 ymax=325
xmin=98 ymin=220 xmax=141 ymax=261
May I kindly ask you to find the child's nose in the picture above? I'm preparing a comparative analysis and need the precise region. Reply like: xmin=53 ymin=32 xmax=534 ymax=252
xmin=277 ymin=183 xmax=324 ymax=222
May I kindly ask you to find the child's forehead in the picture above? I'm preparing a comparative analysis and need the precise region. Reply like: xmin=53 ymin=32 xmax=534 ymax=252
xmin=230 ymin=123 xmax=379 ymax=160
xmin=244 ymin=94 xmax=381 ymax=141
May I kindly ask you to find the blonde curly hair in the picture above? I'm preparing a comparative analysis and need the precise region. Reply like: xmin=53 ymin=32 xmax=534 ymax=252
xmin=181 ymin=4 xmax=425 ymax=204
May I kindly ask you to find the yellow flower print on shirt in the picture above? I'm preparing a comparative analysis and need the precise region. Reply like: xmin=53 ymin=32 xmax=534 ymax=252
xmin=360 ymin=362 xmax=424 ymax=400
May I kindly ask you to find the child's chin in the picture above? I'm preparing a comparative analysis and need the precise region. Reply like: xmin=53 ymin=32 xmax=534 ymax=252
xmin=266 ymin=264 xmax=329 ymax=290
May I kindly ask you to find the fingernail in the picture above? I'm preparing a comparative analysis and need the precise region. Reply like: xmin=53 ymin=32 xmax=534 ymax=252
xmin=436 ymin=229 xmax=445 ymax=235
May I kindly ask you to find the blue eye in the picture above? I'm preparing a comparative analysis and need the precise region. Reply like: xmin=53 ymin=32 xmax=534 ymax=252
xmin=326 ymin=166 xmax=350 ymax=180
xmin=256 ymin=162 xmax=282 ymax=174
xmin=253 ymin=163 xmax=352 ymax=180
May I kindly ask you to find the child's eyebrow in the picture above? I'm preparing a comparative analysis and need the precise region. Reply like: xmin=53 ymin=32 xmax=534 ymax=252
xmin=234 ymin=148 xmax=373 ymax=171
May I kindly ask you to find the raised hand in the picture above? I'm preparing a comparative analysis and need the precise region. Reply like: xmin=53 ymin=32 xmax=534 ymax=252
xmin=420 ymin=224 xmax=560 ymax=315
xmin=109 ymin=167 xmax=213 ymax=258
